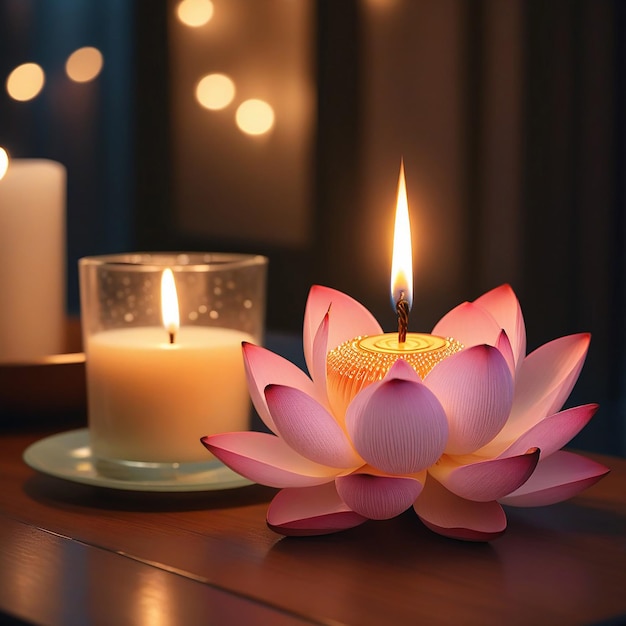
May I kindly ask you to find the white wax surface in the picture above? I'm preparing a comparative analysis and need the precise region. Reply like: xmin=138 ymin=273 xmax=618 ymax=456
xmin=86 ymin=326 xmax=253 ymax=463
xmin=0 ymin=160 xmax=66 ymax=361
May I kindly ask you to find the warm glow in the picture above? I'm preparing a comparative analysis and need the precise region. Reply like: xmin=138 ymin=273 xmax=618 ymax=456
xmin=390 ymin=161 xmax=413 ymax=310
xmin=6 ymin=63 xmax=45 ymax=101
xmin=235 ymin=99 xmax=275 ymax=136
xmin=161 ymin=269 xmax=180 ymax=340
xmin=177 ymin=0 xmax=214 ymax=27
xmin=0 ymin=147 xmax=8 ymax=181
xmin=65 ymin=47 xmax=104 ymax=82
xmin=196 ymin=73 xmax=235 ymax=110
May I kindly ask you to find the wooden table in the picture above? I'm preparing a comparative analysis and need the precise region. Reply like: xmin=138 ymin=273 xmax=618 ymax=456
xmin=0 ymin=427 xmax=625 ymax=626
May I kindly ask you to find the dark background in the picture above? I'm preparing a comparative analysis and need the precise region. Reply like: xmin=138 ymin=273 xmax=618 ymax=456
xmin=0 ymin=0 xmax=624 ymax=456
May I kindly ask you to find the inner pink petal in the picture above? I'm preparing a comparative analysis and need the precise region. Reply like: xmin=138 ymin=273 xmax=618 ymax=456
xmin=242 ymin=342 xmax=317 ymax=434
xmin=387 ymin=358 xmax=422 ymax=382
xmin=474 ymin=284 xmax=526 ymax=373
xmin=336 ymin=472 xmax=424 ymax=519
xmin=424 ymin=345 xmax=513 ymax=455
xmin=432 ymin=301 xmax=502 ymax=348
xmin=310 ymin=312 xmax=331 ymax=397
xmin=267 ymin=482 xmax=368 ymax=536
xmin=346 ymin=377 xmax=448 ymax=474
xmin=303 ymin=285 xmax=382 ymax=378
xmin=265 ymin=384 xmax=362 ymax=468
xmin=496 ymin=330 xmax=516 ymax=379
xmin=414 ymin=476 xmax=507 ymax=541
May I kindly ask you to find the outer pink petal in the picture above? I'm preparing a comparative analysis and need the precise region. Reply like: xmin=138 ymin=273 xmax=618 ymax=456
xmin=480 ymin=404 xmax=599 ymax=459
xmin=429 ymin=448 xmax=540 ymax=502
xmin=499 ymin=450 xmax=610 ymax=507
xmin=424 ymin=345 xmax=514 ymax=455
xmin=336 ymin=471 xmax=425 ymax=520
xmin=267 ymin=482 xmax=368 ymax=536
xmin=265 ymin=384 xmax=362 ymax=468
xmin=346 ymin=376 xmax=448 ymax=474
xmin=242 ymin=342 xmax=317 ymax=433
xmin=303 ymin=285 xmax=382 ymax=378
xmin=499 ymin=333 xmax=591 ymax=441
xmin=414 ymin=476 xmax=507 ymax=541
xmin=474 ymin=284 xmax=526 ymax=373
xmin=201 ymin=432 xmax=339 ymax=487
xmin=432 ymin=301 xmax=502 ymax=348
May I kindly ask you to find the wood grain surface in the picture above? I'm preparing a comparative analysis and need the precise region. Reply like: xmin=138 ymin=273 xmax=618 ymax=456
xmin=1 ymin=430 xmax=625 ymax=626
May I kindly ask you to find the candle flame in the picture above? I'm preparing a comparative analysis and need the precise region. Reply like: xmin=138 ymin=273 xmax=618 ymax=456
xmin=0 ymin=148 xmax=9 ymax=181
xmin=390 ymin=161 xmax=413 ymax=311
xmin=161 ymin=268 xmax=180 ymax=342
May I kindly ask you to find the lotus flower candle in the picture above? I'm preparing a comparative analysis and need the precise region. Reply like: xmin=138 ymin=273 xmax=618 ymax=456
xmin=202 ymin=166 xmax=609 ymax=541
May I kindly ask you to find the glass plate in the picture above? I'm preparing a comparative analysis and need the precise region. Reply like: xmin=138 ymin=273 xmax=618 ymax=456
xmin=23 ymin=428 xmax=254 ymax=492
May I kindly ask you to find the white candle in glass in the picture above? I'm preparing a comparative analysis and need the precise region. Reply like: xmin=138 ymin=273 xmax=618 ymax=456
xmin=86 ymin=269 xmax=253 ymax=464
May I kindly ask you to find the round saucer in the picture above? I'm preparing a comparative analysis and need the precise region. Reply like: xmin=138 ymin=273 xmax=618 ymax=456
xmin=23 ymin=428 xmax=253 ymax=492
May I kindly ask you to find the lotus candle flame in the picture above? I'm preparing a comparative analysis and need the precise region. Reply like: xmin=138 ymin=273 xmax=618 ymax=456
xmin=202 ymin=284 xmax=609 ymax=541
xmin=390 ymin=160 xmax=413 ymax=314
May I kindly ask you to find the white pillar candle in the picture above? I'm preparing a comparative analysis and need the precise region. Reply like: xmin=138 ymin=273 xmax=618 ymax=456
xmin=0 ymin=159 xmax=66 ymax=361
xmin=86 ymin=326 xmax=253 ymax=464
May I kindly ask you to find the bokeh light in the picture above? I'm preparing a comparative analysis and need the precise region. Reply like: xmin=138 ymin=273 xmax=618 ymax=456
xmin=235 ymin=99 xmax=275 ymax=136
xmin=0 ymin=147 xmax=8 ymax=181
xmin=177 ymin=0 xmax=214 ymax=27
xmin=196 ymin=73 xmax=236 ymax=110
xmin=6 ymin=63 xmax=45 ymax=101
xmin=66 ymin=47 xmax=104 ymax=83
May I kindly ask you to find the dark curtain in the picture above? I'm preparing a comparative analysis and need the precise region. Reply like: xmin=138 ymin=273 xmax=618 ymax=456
xmin=518 ymin=1 xmax=624 ymax=454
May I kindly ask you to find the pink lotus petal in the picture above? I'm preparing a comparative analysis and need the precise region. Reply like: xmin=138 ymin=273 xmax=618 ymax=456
xmin=432 ymin=301 xmax=502 ymax=348
xmin=303 ymin=285 xmax=382 ymax=379
xmin=414 ymin=476 xmax=507 ymax=541
xmin=346 ymin=376 xmax=448 ymax=474
xmin=387 ymin=357 xmax=422 ymax=382
xmin=496 ymin=330 xmax=516 ymax=379
xmin=429 ymin=448 xmax=540 ymax=502
xmin=424 ymin=345 xmax=514 ymax=455
xmin=267 ymin=482 xmax=368 ymax=536
xmin=242 ymin=342 xmax=318 ymax=433
xmin=486 ymin=404 xmax=599 ymax=460
xmin=500 ymin=450 xmax=610 ymax=507
xmin=310 ymin=310 xmax=331 ymax=394
xmin=329 ymin=359 xmax=421 ymax=422
xmin=265 ymin=384 xmax=362 ymax=468
xmin=201 ymin=432 xmax=339 ymax=487
xmin=474 ymin=284 xmax=526 ymax=373
xmin=336 ymin=470 xmax=425 ymax=519
xmin=500 ymin=334 xmax=591 ymax=441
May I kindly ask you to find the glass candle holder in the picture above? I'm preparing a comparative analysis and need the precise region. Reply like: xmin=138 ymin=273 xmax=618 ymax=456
xmin=79 ymin=252 xmax=267 ymax=480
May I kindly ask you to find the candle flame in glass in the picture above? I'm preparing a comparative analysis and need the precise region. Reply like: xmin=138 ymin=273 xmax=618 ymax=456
xmin=161 ymin=269 xmax=180 ymax=342
xmin=390 ymin=161 xmax=413 ymax=311
xmin=0 ymin=147 xmax=9 ymax=181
